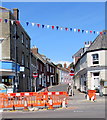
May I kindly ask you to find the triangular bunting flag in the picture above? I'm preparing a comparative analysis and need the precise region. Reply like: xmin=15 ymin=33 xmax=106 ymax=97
xmin=74 ymin=29 xmax=76 ymax=32
xmin=11 ymin=20 xmax=14 ymax=25
xmin=78 ymin=29 xmax=80 ymax=32
xmin=60 ymin=27 xmax=63 ymax=30
xmin=42 ymin=25 xmax=45 ymax=28
xmin=90 ymin=31 xmax=92 ymax=33
xmin=100 ymin=32 xmax=103 ymax=35
xmin=93 ymin=31 xmax=95 ymax=34
xmin=4 ymin=19 xmax=8 ymax=23
xmin=70 ymin=28 xmax=72 ymax=31
xmin=46 ymin=25 xmax=50 ymax=28
xmin=97 ymin=31 xmax=99 ymax=34
xmin=52 ymin=26 xmax=54 ymax=29
xmin=37 ymin=24 xmax=40 ymax=27
xmin=82 ymin=30 xmax=84 ymax=33
xmin=65 ymin=28 xmax=68 ymax=31
xmin=26 ymin=22 xmax=29 ymax=26
xmin=0 ymin=19 xmax=2 ymax=22
xmin=86 ymin=30 xmax=88 ymax=33
xmin=31 ymin=23 xmax=35 ymax=26
xmin=16 ymin=20 xmax=20 ymax=25
xmin=56 ymin=26 xmax=59 ymax=30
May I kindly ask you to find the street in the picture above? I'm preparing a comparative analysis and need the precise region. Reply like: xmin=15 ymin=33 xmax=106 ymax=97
xmin=1 ymin=84 xmax=106 ymax=119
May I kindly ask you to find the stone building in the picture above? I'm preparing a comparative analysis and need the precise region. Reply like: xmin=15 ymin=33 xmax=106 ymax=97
xmin=0 ymin=7 xmax=31 ymax=92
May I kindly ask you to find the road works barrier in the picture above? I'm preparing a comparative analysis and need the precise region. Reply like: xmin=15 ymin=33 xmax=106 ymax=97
xmin=0 ymin=91 xmax=69 ymax=111
xmin=87 ymin=90 xmax=96 ymax=101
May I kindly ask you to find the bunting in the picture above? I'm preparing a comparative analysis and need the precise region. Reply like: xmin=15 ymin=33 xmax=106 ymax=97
xmin=0 ymin=18 xmax=105 ymax=35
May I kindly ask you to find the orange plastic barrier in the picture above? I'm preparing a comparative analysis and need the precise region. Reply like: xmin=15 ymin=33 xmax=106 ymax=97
xmin=0 ymin=91 xmax=69 ymax=110
xmin=87 ymin=90 xmax=96 ymax=101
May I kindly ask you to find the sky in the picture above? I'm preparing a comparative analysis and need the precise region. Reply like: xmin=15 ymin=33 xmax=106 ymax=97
xmin=1 ymin=1 xmax=105 ymax=66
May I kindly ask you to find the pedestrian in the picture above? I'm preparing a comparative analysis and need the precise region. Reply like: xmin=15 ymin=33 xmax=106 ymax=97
xmin=67 ymin=84 xmax=72 ymax=96
xmin=67 ymin=83 xmax=74 ymax=96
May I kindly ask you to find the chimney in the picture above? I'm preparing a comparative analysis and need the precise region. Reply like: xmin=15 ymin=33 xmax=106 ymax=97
xmin=13 ymin=8 xmax=19 ymax=20
xmin=31 ymin=46 xmax=38 ymax=55
xmin=64 ymin=63 xmax=67 ymax=68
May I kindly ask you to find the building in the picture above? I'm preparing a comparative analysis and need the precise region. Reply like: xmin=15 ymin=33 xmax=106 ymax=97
xmin=30 ymin=51 xmax=37 ymax=92
xmin=73 ymin=31 xmax=107 ymax=95
xmin=0 ymin=7 xmax=31 ymax=92
xmin=31 ymin=46 xmax=58 ymax=90
xmin=57 ymin=63 xmax=72 ymax=84
xmin=46 ymin=59 xmax=57 ymax=87
xmin=31 ymin=46 xmax=46 ymax=91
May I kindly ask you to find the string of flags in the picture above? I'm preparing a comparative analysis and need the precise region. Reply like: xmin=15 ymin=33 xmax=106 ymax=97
xmin=0 ymin=18 xmax=106 ymax=35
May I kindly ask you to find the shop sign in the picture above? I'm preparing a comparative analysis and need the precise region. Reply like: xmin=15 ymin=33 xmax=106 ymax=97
xmin=7 ymin=88 xmax=13 ymax=94
xmin=20 ymin=66 xmax=25 ymax=72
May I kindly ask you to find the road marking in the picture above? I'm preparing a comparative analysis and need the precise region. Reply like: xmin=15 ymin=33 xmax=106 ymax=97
xmin=73 ymin=110 xmax=83 ymax=112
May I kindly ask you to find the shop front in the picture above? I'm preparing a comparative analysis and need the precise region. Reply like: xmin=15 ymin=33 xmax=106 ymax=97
xmin=0 ymin=60 xmax=20 ymax=93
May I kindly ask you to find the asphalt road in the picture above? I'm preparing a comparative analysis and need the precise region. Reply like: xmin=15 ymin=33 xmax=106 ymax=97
xmin=1 ymin=84 xmax=106 ymax=119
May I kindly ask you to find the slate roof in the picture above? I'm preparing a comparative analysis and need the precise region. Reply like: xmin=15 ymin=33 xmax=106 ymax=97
xmin=87 ymin=30 xmax=107 ymax=51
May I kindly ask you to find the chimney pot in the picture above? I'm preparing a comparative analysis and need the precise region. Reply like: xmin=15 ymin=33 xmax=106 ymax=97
xmin=13 ymin=8 xmax=19 ymax=20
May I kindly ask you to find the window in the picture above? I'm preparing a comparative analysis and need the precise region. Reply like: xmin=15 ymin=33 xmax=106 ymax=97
xmin=26 ymin=38 xmax=29 ymax=48
xmin=21 ymin=33 xmax=24 ymax=44
xmin=47 ymin=76 xmax=49 ymax=82
xmin=53 ymin=68 xmax=55 ymax=73
xmin=14 ymin=24 xmax=17 ymax=35
xmin=50 ymin=66 xmax=52 ymax=72
xmin=40 ymin=64 xmax=42 ymax=71
xmin=22 ymin=53 xmax=25 ymax=65
xmin=47 ymin=64 xmax=49 ymax=72
xmin=92 ymin=54 xmax=99 ymax=64
xmin=39 ymin=75 xmax=42 ymax=84
xmin=26 ymin=56 xmax=29 ymax=67
xmin=16 ymin=47 xmax=18 ymax=63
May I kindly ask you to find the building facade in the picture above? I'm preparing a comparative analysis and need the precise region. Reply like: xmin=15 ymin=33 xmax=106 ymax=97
xmin=57 ymin=63 xmax=71 ymax=84
xmin=73 ymin=32 xmax=107 ymax=95
xmin=0 ymin=7 xmax=31 ymax=92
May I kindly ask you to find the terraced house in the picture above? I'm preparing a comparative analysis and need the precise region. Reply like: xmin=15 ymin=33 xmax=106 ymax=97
xmin=73 ymin=31 xmax=107 ymax=95
xmin=0 ymin=7 xmax=31 ymax=92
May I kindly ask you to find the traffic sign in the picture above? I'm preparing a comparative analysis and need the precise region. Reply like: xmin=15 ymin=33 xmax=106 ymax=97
xmin=69 ymin=70 xmax=74 ymax=76
xmin=33 ymin=73 xmax=38 ymax=78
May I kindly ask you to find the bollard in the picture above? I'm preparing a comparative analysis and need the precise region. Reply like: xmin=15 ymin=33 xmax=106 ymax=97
xmin=23 ymin=98 xmax=28 ymax=111
xmin=62 ymin=98 xmax=66 ymax=108
xmin=91 ymin=96 xmax=94 ymax=101
xmin=87 ymin=95 xmax=90 ymax=100
xmin=48 ymin=97 xmax=53 ymax=109
xmin=13 ymin=105 xmax=15 ymax=111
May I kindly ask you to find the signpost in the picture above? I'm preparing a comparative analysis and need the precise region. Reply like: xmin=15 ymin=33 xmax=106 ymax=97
xmin=69 ymin=70 xmax=74 ymax=76
xmin=33 ymin=73 xmax=38 ymax=78
xmin=69 ymin=70 xmax=74 ymax=96
xmin=33 ymin=73 xmax=38 ymax=92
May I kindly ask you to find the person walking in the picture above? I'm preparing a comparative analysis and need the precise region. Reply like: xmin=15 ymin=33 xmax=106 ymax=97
xmin=67 ymin=83 xmax=74 ymax=96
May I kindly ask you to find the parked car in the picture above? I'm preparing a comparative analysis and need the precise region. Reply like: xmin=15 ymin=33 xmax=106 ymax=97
xmin=0 ymin=83 xmax=7 ymax=93
xmin=0 ymin=83 xmax=13 ymax=94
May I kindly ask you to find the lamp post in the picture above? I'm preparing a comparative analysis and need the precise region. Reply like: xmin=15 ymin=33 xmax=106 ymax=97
xmin=13 ymin=30 xmax=19 ymax=93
